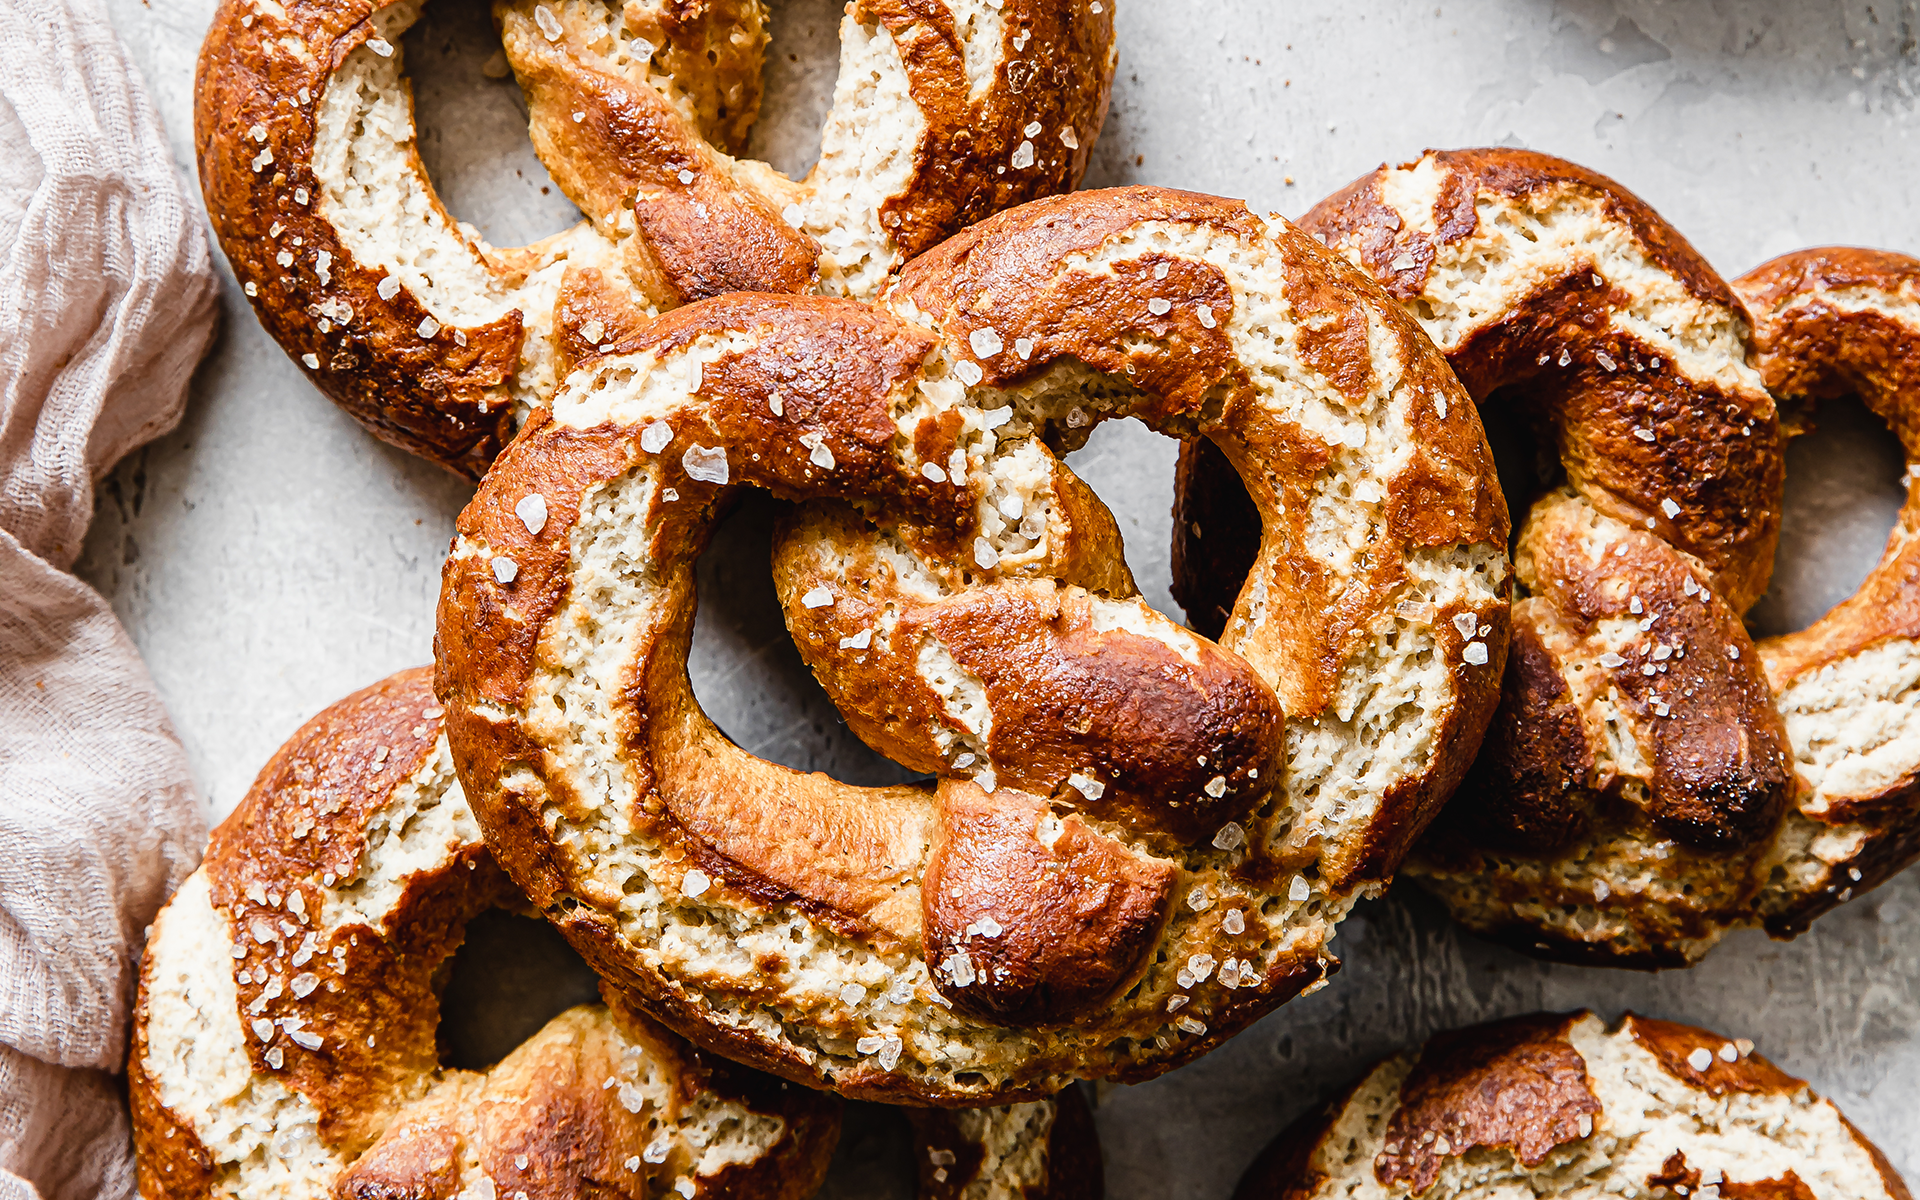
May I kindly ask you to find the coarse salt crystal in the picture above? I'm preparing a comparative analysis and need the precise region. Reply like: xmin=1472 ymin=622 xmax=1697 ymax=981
xmin=516 ymin=493 xmax=548 ymax=535
xmin=1390 ymin=251 xmax=1417 ymax=272
xmin=265 ymin=1047 xmax=284 ymax=1069
xmin=1634 ymin=427 xmax=1655 ymax=442
xmin=377 ymin=275 xmax=401 ymax=301
xmin=1186 ymin=886 xmax=1212 ymax=911
xmin=1688 ymin=1047 xmax=1714 ymax=1071
xmin=1068 ymin=772 xmax=1104 ymax=800
xmin=1175 ymin=1015 xmax=1206 ymax=1035
xmin=1186 ymin=953 xmax=1216 ymax=981
xmin=1660 ymin=497 xmax=1681 ymax=518
xmin=1598 ymin=652 xmax=1626 ymax=668
xmin=366 ymin=36 xmax=392 ymax=55
xmin=1010 ymin=140 xmax=1035 ymax=169
xmin=1212 ymin=821 xmax=1245 ymax=850
xmin=1203 ymin=775 xmax=1228 ymax=798
xmin=645 ymin=1138 xmax=670 ymax=1164
xmin=1060 ymin=126 xmax=1079 ymax=149
xmin=682 ymin=869 xmax=711 ymax=897
xmin=1223 ymin=908 xmax=1246 ymax=934
xmin=580 ymin=318 xmax=605 ymax=344
xmin=1196 ymin=304 xmax=1216 ymax=328
xmin=782 ymin=203 xmax=804 ymax=228
xmin=969 ymin=327 xmax=1003 ymax=357
xmin=953 ymin=360 xmax=984 ymax=386
xmin=290 ymin=1030 xmax=323 ymax=1050
xmin=839 ymin=629 xmax=873 ymax=650
xmin=252 ymin=1018 xmax=274 ymax=1041
xmin=1597 ymin=352 xmax=1617 ymax=371
xmin=276 ymin=250 xmax=294 ymax=268
xmin=942 ymin=950 xmax=976 ymax=987
xmin=1719 ymin=1042 xmax=1739 ymax=1062
xmin=1289 ymin=876 xmax=1310 ymax=903
xmin=683 ymin=444 xmax=729 ymax=484
xmin=677 ymin=168 xmax=694 ymax=185
xmin=799 ymin=430 xmax=835 ymax=470
xmin=491 ymin=557 xmax=518 ymax=584
xmin=1463 ymin=642 xmax=1488 ymax=665
xmin=974 ymin=538 xmax=1000 ymax=569
xmin=290 ymin=973 xmax=318 ymax=998
xmin=801 ymin=586 xmax=834 ymax=608
xmin=534 ymin=5 xmax=561 ymax=39
xmin=922 ymin=461 xmax=947 ymax=483
xmin=301 ymin=353 xmax=319 ymax=369
xmin=418 ymin=317 xmax=440 ymax=339
xmin=639 ymin=420 xmax=672 ymax=454
xmin=1024 ymin=121 xmax=1042 ymax=136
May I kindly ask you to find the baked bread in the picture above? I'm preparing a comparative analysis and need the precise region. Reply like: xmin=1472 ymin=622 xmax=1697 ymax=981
xmin=1172 ymin=150 xmax=1920 ymax=965
xmin=193 ymin=0 xmax=1115 ymax=476
xmin=433 ymin=185 xmax=1511 ymax=1104
xmin=1233 ymin=1010 xmax=1911 ymax=1200
xmin=129 ymin=668 xmax=841 ymax=1200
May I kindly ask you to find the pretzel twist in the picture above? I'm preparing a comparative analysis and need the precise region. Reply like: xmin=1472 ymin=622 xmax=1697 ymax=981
xmin=128 ymin=669 xmax=841 ymax=1200
xmin=195 ymin=0 xmax=1113 ymax=475
xmin=434 ymin=185 xmax=1510 ymax=1103
xmin=1173 ymin=149 xmax=1920 ymax=965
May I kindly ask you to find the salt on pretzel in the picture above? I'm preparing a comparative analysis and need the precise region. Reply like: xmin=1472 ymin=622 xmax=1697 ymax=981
xmin=433 ymin=186 xmax=1510 ymax=1104
xmin=194 ymin=0 xmax=1114 ymax=476
xmin=128 ymin=668 xmax=842 ymax=1200
xmin=1167 ymin=154 xmax=1920 ymax=967
xmin=1232 ymin=1011 xmax=1911 ymax=1200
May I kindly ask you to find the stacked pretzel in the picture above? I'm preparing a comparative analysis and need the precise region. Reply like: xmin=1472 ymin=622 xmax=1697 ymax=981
xmin=1174 ymin=149 xmax=1920 ymax=967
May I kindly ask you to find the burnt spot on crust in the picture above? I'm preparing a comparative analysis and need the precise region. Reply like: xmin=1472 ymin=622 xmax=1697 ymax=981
xmin=1375 ymin=1012 xmax=1600 ymax=1195
xmin=923 ymin=785 xmax=1176 ymax=1024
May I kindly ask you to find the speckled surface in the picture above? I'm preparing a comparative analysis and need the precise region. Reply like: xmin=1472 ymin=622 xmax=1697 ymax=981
xmin=85 ymin=0 xmax=1920 ymax=1193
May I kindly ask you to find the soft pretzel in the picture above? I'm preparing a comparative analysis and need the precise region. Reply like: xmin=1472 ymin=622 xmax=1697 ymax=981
xmin=129 ymin=668 xmax=841 ymax=1200
xmin=1166 ymin=150 xmax=1920 ymax=965
xmin=433 ymin=185 xmax=1511 ymax=1104
xmin=907 ymin=1087 xmax=1102 ymax=1199
xmin=194 ymin=0 xmax=1114 ymax=477
xmin=1232 ymin=1010 xmax=1911 ymax=1200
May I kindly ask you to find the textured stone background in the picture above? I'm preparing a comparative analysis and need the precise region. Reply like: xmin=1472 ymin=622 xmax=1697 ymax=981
xmin=85 ymin=0 xmax=1920 ymax=1193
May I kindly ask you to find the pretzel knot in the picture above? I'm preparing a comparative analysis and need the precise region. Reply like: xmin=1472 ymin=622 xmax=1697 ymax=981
xmin=435 ymin=186 xmax=1511 ymax=1102
xmin=195 ymin=0 xmax=1114 ymax=476
xmin=1175 ymin=149 xmax=1920 ymax=966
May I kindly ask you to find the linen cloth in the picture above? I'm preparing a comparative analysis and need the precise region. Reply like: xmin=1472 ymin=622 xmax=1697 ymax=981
xmin=0 ymin=0 xmax=217 ymax=1196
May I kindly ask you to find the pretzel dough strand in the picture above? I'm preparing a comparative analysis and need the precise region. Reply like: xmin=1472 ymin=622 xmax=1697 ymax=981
xmin=434 ymin=186 xmax=1510 ymax=1103
xmin=195 ymin=0 xmax=1113 ymax=477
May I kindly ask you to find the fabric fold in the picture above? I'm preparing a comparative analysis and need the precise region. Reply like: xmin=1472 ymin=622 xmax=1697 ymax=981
xmin=0 ymin=0 xmax=218 ymax=1196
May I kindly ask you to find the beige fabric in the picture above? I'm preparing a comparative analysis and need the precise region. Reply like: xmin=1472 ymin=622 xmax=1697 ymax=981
xmin=0 ymin=0 xmax=217 ymax=1196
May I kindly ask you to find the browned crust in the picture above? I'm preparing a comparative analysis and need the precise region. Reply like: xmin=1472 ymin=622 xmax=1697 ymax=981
xmin=194 ymin=0 xmax=1113 ymax=477
xmin=1733 ymin=249 xmax=1920 ymax=935
xmin=437 ymin=189 xmax=1500 ymax=1100
xmin=892 ymin=185 xmax=1510 ymax=891
xmin=863 ymin=0 xmax=1114 ymax=258
xmin=1376 ymin=1012 xmax=1599 ymax=1194
xmin=1234 ymin=1012 xmax=1914 ymax=1200
xmin=1304 ymin=148 xmax=1737 ymax=314
xmin=1622 ymin=1012 xmax=1801 ymax=1096
xmin=131 ymin=669 xmax=840 ymax=1198
xmin=194 ymin=1 xmax=523 ymax=479
xmin=907 ymin=1087 xmax=1103 ymax=1199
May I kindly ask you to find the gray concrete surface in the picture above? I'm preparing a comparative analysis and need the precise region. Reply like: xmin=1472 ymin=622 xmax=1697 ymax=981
xmin=81 ymin=0 xmax=1920 ymax=1192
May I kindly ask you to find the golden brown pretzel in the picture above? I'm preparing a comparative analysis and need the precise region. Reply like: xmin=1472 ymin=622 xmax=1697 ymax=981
xmin=194 ymin=0 xmax=1114 ymax=476
xmin=1231 ymin=1011 xmax=1912 ymax=1200
xmin=1173 ymin=151 xmax=1920 ymax=967
xmin=433 ymin=185 xmax=1510 ymax=1104
xmin=128 ymin=668 xmax=841 ymax=1200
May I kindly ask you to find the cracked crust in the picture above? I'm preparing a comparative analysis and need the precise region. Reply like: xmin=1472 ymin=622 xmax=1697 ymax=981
xmin=433 ymin=186 xmax=1510 ymax=1104
xmin=193 ymin=0 xmax=1113 ymax=476
xmin=128 ymin=668 xmax=840 ymax=1200
xmin=1233 ymin=1011 xmax=1911 ymax=1200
